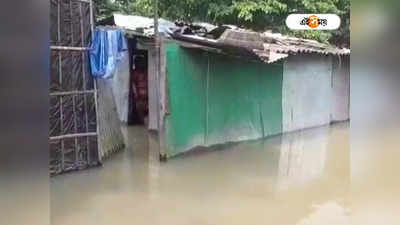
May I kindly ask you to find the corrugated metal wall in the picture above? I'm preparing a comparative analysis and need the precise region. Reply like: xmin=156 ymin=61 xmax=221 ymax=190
xmin=111 ymin=50 xmax=130 ymax=123
xmin=97 ymin=79 xmax=125 ymax=160
xmin=147 ymin=47 xmax=159 ymax=130
xmin=164 ymin=43 xmax=283 ymax=157
xmin=164 ymin=44 xmax=207 ymax=156
xmin=282 ymin=55 xmax=333 ymax=132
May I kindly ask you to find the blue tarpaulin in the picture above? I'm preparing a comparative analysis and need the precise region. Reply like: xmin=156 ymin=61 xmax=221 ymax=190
xmin=90 ymin=28 xmax=128 ymax=78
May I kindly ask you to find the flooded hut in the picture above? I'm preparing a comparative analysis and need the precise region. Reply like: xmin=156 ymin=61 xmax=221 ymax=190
xmin=100 ymin=14 xmax=350 ymax=159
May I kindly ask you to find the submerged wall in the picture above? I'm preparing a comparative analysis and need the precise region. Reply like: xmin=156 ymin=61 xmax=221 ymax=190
xmin=282 ymin=54 xmax=333 ymax=132
xmin=162 ymin=44 xmax=349 ymax=158
xmin=164 ymin=43 xmax=283 ymax=157
xmin=331 ymin=56 xmax=350 ymax=122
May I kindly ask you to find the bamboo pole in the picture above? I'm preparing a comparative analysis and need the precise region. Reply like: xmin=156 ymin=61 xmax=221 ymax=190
xmin=51 ymin=46 xmax=90 ymax=51
xmin=50 ymin=132 xmax=97 ymax=140
xmin=205 ymin=53 xmax=210 ymax=143
xmin=69 ymin=0 xmax=80 ymax=167
xmin=79 ymin=2 xmax=91 ymax=165
xmin=72 ymin=95 xmax=80 ymax=165
xmin=57 ymin=0 xmax=65 ymax=170
xmin=89 ymin=0 xmax=101 ymax=164
xmin=89 ymin=0 xmax=94 ymax=36
xmin=50 ymin=90 xmax=95 ymax=96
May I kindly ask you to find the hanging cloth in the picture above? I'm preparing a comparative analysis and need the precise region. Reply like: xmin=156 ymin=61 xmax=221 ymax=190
xmin=89 ymin=28 xmax=128 ymax=78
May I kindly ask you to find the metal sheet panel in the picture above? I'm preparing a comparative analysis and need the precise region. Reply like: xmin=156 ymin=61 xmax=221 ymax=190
xmin=111 ymin=51 xmax=130 ymax=123
xmin=97 ymin=78 xmax=125 ymax=159
xmin=164 ymin=43 xmax=283 ymax=157
xmin=147 ymin=48 xmax=158 ymax=130
xmin=206 ymin=53 xmax=283 ymax=146
xmin=282 ymin=55 xmax=333 ymax=132
xmin=164 ymin=44 xmax=207 ymax=156
xmin=331 ymin=56 xmax=350 ymax=122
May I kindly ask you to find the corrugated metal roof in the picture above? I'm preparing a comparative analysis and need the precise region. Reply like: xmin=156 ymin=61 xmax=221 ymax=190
xmin=218 ymin=29 xmax=350 ymax=63
xmin=108 ymin=14 xmax=350 ymax=63
xmin=261 ymin=31 xmax=350 ymax=55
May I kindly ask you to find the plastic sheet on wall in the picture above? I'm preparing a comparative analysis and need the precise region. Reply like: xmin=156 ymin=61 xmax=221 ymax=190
xmin=50 ymin=0 xmax=98 ymax=175
xmin=50 ymin=0 xmax=125 ymax=175
xmin=50 ymin=0 xmax=91 ymax=48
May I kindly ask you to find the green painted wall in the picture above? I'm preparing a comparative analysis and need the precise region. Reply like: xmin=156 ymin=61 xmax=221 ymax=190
xmin=164 ymin=43 xmax=283 ymax=157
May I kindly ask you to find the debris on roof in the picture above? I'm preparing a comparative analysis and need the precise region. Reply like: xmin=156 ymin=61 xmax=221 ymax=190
xmin=103 ymin=14 xmax=350 ymax=63
xmin=113 ymin=13 xmax=177 ymax=37
xmin=174 ymin=21 xmax=210 ymax=36
xmin=192 ymin=22 xmax=217 ymax=33
xmin=217 ymin=29 xmax=264 ymax=51
xmin=171 ymin=28 xmax=350 ymax=63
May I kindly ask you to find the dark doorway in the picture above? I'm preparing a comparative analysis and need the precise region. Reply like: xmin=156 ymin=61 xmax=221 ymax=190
xmin=128 ymin=48 xmax=149 ymax=126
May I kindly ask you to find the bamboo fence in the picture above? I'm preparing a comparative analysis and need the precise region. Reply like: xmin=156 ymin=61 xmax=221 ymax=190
xmin=50 ymin=0 xmax=99 ymax=175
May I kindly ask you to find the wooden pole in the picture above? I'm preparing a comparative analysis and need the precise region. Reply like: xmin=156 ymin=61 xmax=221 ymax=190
xmin=153 ymin=0 xmax=164 ymax=160
xmin=154 ymin=0 xmax=160 ymax=123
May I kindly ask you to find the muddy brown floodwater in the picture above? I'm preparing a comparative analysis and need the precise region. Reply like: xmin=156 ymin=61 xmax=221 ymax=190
xmin=51 ymin=123 xmax=350 ymax=225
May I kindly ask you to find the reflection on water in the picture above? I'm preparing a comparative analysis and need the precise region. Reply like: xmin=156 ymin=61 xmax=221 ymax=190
xmin=278 ymin=127 xmax=329 ymax=190
xmin=51 ymin=123 xmax=350 ymax=225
